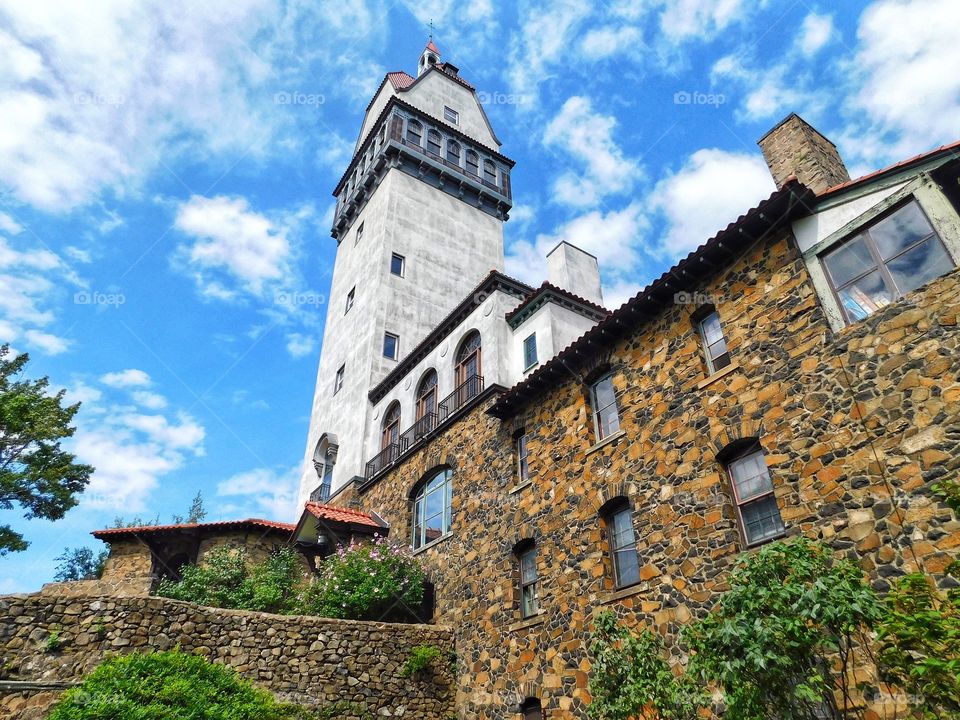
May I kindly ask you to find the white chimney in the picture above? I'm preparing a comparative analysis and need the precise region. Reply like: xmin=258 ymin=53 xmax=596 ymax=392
xmin=546 ymin=241 xmax=603 ymax=306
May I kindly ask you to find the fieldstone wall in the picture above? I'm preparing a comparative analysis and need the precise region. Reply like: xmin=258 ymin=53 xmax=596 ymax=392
xmin=351 ymin=226 xmax=960 ymax=719
xmin=0 ymin=593 xmax=454 ymax=720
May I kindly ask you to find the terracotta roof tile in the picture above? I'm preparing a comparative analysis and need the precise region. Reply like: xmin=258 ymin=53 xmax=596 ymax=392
xmin=92 ymin=518 xmax=295 ymax=539
xmin=304 ymin=502 xmax=383 ymax=528
xmin=505 ymin=281 xmax=611 ymax=324
xmin=387 ymin=71 xmax=416 ymax=91
xmin=819 ymin=139 xmax=960 ymax=198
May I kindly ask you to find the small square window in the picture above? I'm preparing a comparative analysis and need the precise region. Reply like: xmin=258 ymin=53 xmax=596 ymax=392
xmin=443 ymin=106 xmax=459 ymax=125
xmin=355 ymin=222 xmax=364 ymax=245
xmin=334 ymin=365 xmax=345 ymax=395
xmin=344 ymin=287 xmax=355 ymax=314
xmin=523 ymin=333 xmax=538 ymax=370
xmin=390 ymin=253 xmax=405 ymax=277
xmin=383 ymin=332 xmax=399 ymax=360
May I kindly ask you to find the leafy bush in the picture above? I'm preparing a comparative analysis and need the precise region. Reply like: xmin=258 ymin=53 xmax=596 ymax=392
xmin=400 ymin=644 xmax=443 ymax=678
xmin=300 ymin=535 xmax=425 ymax=622
xmin=48 ymin=649 xmax=318 ymax=719
xmin=157 ymin=546 xmax=304 ymax=614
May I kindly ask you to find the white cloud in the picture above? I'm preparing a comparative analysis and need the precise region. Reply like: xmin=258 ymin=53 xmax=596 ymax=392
xmin=581 ymin=26 xmax=644 ymax=59
xmin=285 ymin=332 xmax=316 ymax=358
xmin=660 ymin=0 xmax=748 ymax=40
xmin=118 ymin=411 xmax=206 ymax=452
xmin=797 ymin=13 xmax=835 ymax=57
xmin=216 ymin=466 xmax=300 ymax=520
xmin=0 ymin=212 xmax=23 ymax=235
xmin=543 ymin=96 xmax=642 ymax=207
xmin=24 ymin=330 xmax=70 ymax=355
xmin=602 ymin=279 xmax=642 ymax=310
xmin=100 ymin=368 xmax=152 ymax=388
xmin=131 ymin=390 xmax=168 ymax=410
xmin=650 ymin=148 xmax=774 ymax=259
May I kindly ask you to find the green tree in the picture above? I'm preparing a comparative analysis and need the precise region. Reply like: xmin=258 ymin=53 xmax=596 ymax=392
xmin=171 ymin=491 xmax=206 ymax=524
xmin=0 ymin=344 xmax=93 ymax=554
xmin=53 ymin=546 xmax=108 ymax=581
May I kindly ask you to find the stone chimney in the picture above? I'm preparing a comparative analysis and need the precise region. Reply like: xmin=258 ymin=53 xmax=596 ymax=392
xmin=758 ymin=113 xmax=850 ymax=194
xmin=546 ymin=241 xmax=603 ymax=306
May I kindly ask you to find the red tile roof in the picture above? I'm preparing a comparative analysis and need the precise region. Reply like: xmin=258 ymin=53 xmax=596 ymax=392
xmin=92 ymin=518 xmax=295 ymax=539
xmin=425 ymin=39 xmax=440 ymax=55
xmin=819 ymin=139 xmax=960 ymax=198
xmin=387 ymin=71 xmax=415 ymax=91
xmin=303 ymin=502 xmax=383 ymax=528
xmin=505 ymin=281 xmax=611 ymax=324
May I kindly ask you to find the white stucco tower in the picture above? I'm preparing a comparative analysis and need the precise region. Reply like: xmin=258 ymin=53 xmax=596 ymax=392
xmin=298 ymin=41 xmax=514 ymax=504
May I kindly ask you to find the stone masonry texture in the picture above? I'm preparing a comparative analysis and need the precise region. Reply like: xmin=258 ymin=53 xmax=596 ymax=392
xmin=345 ymin=227 xmax=960 ymax=719
xmin=0 ymin=593 xmax=455 ymax=720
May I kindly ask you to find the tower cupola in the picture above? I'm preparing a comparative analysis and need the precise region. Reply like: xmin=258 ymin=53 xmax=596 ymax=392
xmin=418 ymin=39 xmax=440 ymax=77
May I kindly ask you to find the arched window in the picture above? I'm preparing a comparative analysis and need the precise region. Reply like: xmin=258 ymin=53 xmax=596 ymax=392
xmin=446 ymin=140 xmax=461 ymax=165
xmin=406 ymin=119 xmax=422 ymax=146
xmin=602 ymin=498 xmax=639 ymax=588
xmin=427 ymin=129 xmax=442 ymax=156
xmin=520 ymin=698 xmax=543 ymax=720
xmin=312 ymin=436 xmax=336 ymax=502
xmin=382 ymin=401 xmax=401 ymax=450
xmin=416 ymin=370 xmax=438 ymax=423
xmin=412 ymin=468 xmax=453 ymax=549
xmin=483 ymin=159 xmax=497 ymax=185
xmin=454 ymin=331 xmax=482 ymax=406
xmin=466 ymin=150 xmax=479 ymax=176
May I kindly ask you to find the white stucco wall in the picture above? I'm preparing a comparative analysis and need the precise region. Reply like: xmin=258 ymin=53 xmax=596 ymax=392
xmin=402 ymin=71 xmax=498 ymax=148
xmin=508 ymin=302 xmax=599 ymax=387
xmin=546 ymin=242 xmax=603 ymax=306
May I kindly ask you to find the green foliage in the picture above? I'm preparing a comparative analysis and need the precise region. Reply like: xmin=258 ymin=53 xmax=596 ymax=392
xmin=400 ymin=644 xmax=443 ymax=678
xmin=171 ymin=491 xmax=207 ymax=524
xmin=875 ymin=563 xmax=960 ymax=719
xmin=54 ymin=546 xmax=108 ymax=582
xmin=47 ymin=649 xmax=322 ymax=719
xmin=157 ymin=547 xmax=305 ymax=615
xmin=0 ymin=344 xmax=94 ymax=555
xmin=588 ymin=611 xmax=705 ymax=720
xmin=43 ymin=625 xmax=64 ymax=653
xmin=932 ymin=478 xmax=960 ymax=514
xmin=300 ymin=535 xmax=425 ymax=622
xmin=684 ymin=537 xmax=882 ymax=720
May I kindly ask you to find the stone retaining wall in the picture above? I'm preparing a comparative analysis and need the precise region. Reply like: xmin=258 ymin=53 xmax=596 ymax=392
xmin=0 ymin=593 xmax=454 ymax=720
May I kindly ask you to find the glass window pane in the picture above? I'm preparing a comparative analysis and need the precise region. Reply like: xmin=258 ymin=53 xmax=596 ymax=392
xmin=824 ymin=236 xmax=876 ymax=287
xmin=593 ymin=376 xmax=616 ymax=409
xmin=837 ymin=270 xmax=893 ymax=321
xmin=706 ymin=336 xmax=728 ymax=362
xmin=599 ymin=406 xmax=620 ymax=437
xmin=425 ymin=487 xmax=444 ymax=518
xmin=741 ymin=495 xmax=784 ymax=545
xmin=520 ymin=550 xmax=537 ymax=583
xmin=614 ymin=548 xmax=640 ymax=587
xmin=711 ymin=351 xmax=732 ymax=371
xmin=730 ymin=451 xmax=773 ymax=502
xmin=870 ymin=202 xmax=936 ymax=261
xmin=700 ymin=312 xmax=724 ymax=346
xmin=521 ymin=582 xmax=538 ymax=617
xmin=886 ymin=237 xmax=954 ymax=296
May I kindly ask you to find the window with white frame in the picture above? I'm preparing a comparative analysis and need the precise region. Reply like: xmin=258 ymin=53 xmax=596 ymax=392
xmin=606 ymin=502 xmax=640 ymax=588
xmin=590 ymin=373 xmax=620 ymax=441
xmin=333 ymin=364 xmax=344 ymax=395
xmin=821 ymin=200 xmax=954 ymax=325
xmin=516 ymin=432 xmax=529 ymax=484
xmin=698 ymin=310 xmax=731 ymax=374
xmin=412 ymin=468 xmax=453 ymax=549
xmin=523 ymin=333 xmax=538 ymax=370
xmin=443 ymin=106 xmax=459 ymax=125
xmin=383 ymin=332 xmax=399 ymax=360
xmin=390 ymin=252 xmax=405 ymax=277
xmin=725 ymin=444 xmax=785 ymax=546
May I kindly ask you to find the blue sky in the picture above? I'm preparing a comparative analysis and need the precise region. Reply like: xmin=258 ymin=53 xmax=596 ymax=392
xmin=1 ymin=0 xmax=957 ymax=591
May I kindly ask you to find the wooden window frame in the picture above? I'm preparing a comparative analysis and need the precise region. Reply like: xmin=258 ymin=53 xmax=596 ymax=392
xmin=406 ymin=119 xmax=422 ymax=146
xmin=518 ymin=545 xmax=539 ymax=618
xmin=455 ymin=332 xmax=482 ymax=387
xmin=446 ymin=139 xmax=461 ymax=165
xmin=465 ymin=150 xmax=479 ymax=176
xmin=725 ymin=444 xmax=785 ymax=548
xmin=589 ymin=372 xmax=620 ymax=441
xmin=381 ymin=403 xmax=401 ymax=449
xmin=483 ymin=159 xmax=497 ymax=185
xmin=516 ymin=432 xmax=529 ymax=484
xmin=416 ymin=371 xmax=438 ymax=421
xmin=426 ymin=129 xmax=442 ymax=157
xmin=606 ymin=503 xmax=640 ymax=589
xmin=697 ymin=309 xmax=731 ymax=375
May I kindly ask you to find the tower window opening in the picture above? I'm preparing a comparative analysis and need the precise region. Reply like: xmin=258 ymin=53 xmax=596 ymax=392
xmin=466 ymin=150 xmax=479 ymax=176
xmin=391 ymin=252 xmax=405 ymax=277
xmin=383 ymin=332 xmax=399 ymax=360
xmin=483 ymin=159 xmax=497 ymax=186
xmin=427 ymin=129 xmax=442 ymax=157
xmin=406 ymin=119 xmax=422 ymax=147
xmin=446 ymin=140 xmax=461 ymax=165
xmin=443 ymin=106 xmax=459 ymax=125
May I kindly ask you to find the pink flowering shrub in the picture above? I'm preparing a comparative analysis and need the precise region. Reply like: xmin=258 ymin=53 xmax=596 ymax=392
xmin=301 ymin=535 xmax=426 ymax=622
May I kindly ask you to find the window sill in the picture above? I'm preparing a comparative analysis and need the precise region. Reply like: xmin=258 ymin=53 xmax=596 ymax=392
xmin=599 ymin=582 xmax=645 ymax=605
xmin=509 ymin=480 xmax=532 ymax=495
xmin=412 ymin=532 xmax=453 ymax=556
xmin=695 ymin=361 xmax=740 ymax=390
xmin=586 ymin=429 xmax=626 ymax=457
xmin=506 ymin=612 xmax=546 ymax=633
xmin=523 ymin=362 xmax=539 ymax=375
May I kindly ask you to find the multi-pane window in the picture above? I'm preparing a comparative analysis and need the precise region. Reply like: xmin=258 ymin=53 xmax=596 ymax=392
xmin=383 ymin=332 xmax=399 ymax=360
xmin=390 ymin=252 xmax=405 ymax=276
xmin=333 ymin=364 xmax=344 ymax=395
xmin=590 ymin=373 xmax=620 ymax=441
xmin=822 ymin=200 xmax=954 ymax=324
xmin=523 ymin=333 xmax=538 ymax=370
xmin=355 ymin=222 xmax=364 ymax=245
xmin=344 ymin=287 xmax=355 ymax=314
xmin=699 ymin=311 xmax=731 ymax=374
xmin=727 ymin=447 xmax=785 ymax=546
xmin=446 ymin=140 xmax=460 ymax=165
xmin=443 ymin=106 xmax=459 ymax=124
xmin=412 ymin=468 xmax=453 ymax=549
xmin=483 ymin=159 xmax=497 ymax=185
xmin=607 ymin=505 xmax=640 ymax=588
xmin=516 ymin=433 xmax=529 ymax=484
xmin=381 ymin=402 xmax=401 ymax=449
xmin=466 ymin=150 xmax=479 ymax=176
xmin=519 ymin=545 xmax=539 ymax=618
xmin=427 ymin=129 xmax=442 ymax=156
xmin=406 ymin=119 xmax=422 ymax=146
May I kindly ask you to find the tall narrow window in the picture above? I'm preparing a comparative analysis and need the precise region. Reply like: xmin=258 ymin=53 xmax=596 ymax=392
xmin=590 ymin=373 xmax=620 ymax=441
xmin=466 ymin=150 xmax=479 ymax=176
xmin=518 ymin=544 xmax=539 ymax=618
xmin=454 ymin=331 xmax=482 ymax=408
xmin=427 ymin=129 xmax=442 ymax=156
xmin=443 ymin=106 xmax=459 ymax=124
xmin=333 ymin=364 xmax=345 ymax=395
xmin=312 ymin=438 xmax=335 ymax=503
xmin=606 ymin=502 xmax=640 ymax=588
xmin=344 ymin=287 xmax=355 ymax=314
xmin=412 ymin=468 xmax=453 ymax=549
xmin=821 ymin=200 xmax=954 ymax=324
xmin=726 ymin=445 xmax=785 ymax=546
xmin=698 ymin=310 xmax=731 ymax=374
xmin=406 ymin=119 xmax=422 ymax=146
xmin=483 ymin=159 xmax=497 ymax=185
xmin=355 ymin=222 xmax=364 ymax=245
xmin=416 ymin=370 xmax=438 ymax=425
xmin=383 ymin=332 xmax=399 ymax=360
xmin=520 ymin=698 xmax=543 ymax=720
xmin=381 ymin=402 xmax=401 ymax=450
xmin=516 ymin=433 xmax=529 ymax=484
xmin=523 ymin=333 xmax=538 ymax=370
xmin=446 ymin=140 xmax=461 ymax=165
xmin=390 ymin=252 xmax=405 ymax=276
xmin=377 ymin=124 xmax=386 ymax=147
